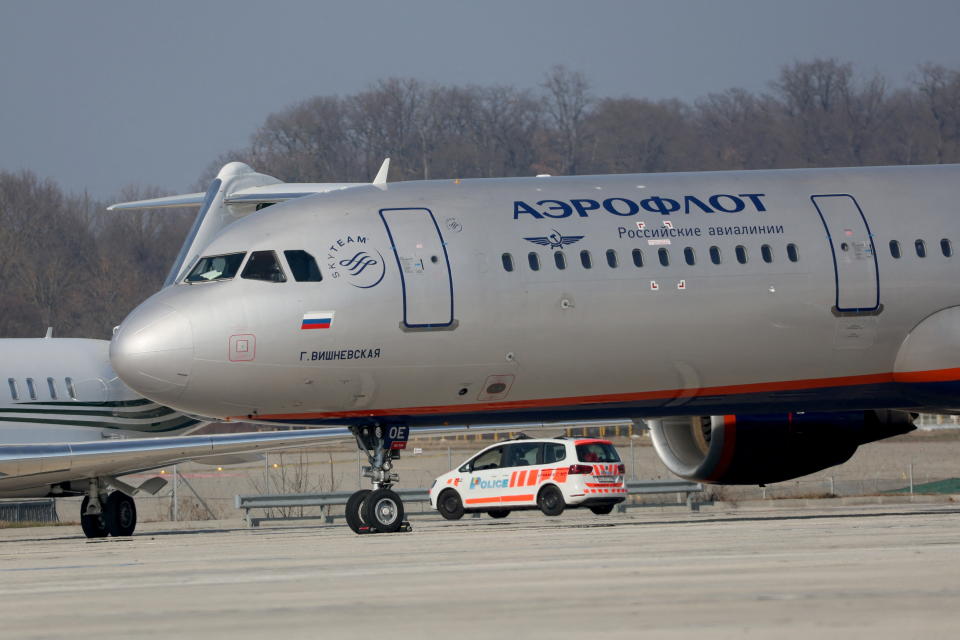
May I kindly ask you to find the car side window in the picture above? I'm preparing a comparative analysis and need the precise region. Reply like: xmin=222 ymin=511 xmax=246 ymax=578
xmin=470 ymin=446 xmax=504 ymax=471
xmin=543 ymin=443 xmax=567 ymax=464
xmin=504 ymin=442 xmax=541 ymax=467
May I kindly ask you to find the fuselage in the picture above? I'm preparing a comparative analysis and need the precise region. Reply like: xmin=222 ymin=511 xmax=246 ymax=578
xmin=110 ymin=164 xmax=960 ymax=427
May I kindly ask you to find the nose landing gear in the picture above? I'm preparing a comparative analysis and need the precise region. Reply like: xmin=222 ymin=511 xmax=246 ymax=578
xmin=346 ymin=425 xmax=412 ymax=535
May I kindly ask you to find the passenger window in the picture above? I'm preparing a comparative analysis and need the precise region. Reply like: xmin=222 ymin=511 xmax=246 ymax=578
xmin=709 ymin=246 xmax=721 ymax=265
xmin=47 ymin=377 xmax=57 ymax=400
xmin=242 ymin=250 xmax=287 ymax=282
xmin=471 ymin=446 xmax=503 ymax=471
xmin=283 ymin=250 xmax=323 ymax=281
xmin=606 ymin=249 xmax=618 ymax=268
xmin=26 ymin=378 xmax=36 ymax=401
xmin=786 ymin=243 xmax=799 ymax=262
xmin=7 ymin=378 xmax=18 ymax=401
xmin=735 ymin=245 xmax=748 ymax=264
xmin=502 ymin=253 xmax=514 ymax=272
xmin=632 ymin=249 xmax=643 ymax=267
xmin=65 ymin=377 xmax=77 ymax=400
xmin=683 ymin=247 xmax=695 ymax=266
xmin=528 ymin=252 xmax=540 ymax=271
xmin=554 ymin=251 xmax=566 ymax=270
xmin=889 ymin=240 xmax=901 ymax=259
xmin=761 ymin=244 xmax=773 ymax=263
xmin=185 ymin=252 xmax=246 ymax=282
xmin=658 ymin=248 xmax=669 ymax=267
xmin=580 ymin=250 xmax=592 ymax=269
xmin=543 ymin=443 xmax=567 ymax=464
xmin=941 ymin=239 xmax=952 ymax=257
xmin=504 ymin=442 xmax=541 ymax=467
xmin=915 ymin=239 xmax=926 ymax=258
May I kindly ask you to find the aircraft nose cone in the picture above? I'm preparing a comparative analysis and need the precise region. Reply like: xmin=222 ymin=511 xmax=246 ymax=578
xmin=110 ymin=302 xmax=194 ymax=403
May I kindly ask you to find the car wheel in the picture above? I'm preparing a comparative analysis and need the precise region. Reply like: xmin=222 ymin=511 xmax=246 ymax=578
xmin=537 ymin=485 xmax=565 ymax=516
xmin=487 ymin=509 xmax=510 ymax=519
xmin=589 ymin=504 xmax=615 ymax=515
xmin=437 ymin=489 xmax=464 ymax=520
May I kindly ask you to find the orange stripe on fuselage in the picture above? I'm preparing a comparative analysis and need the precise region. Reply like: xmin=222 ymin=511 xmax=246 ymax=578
xmin=245 ymin=368 xmax=937 ymax=422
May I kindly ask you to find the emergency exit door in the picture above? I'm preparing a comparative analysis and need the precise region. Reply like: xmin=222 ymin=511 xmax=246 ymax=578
xmin=811 ymin=194 xmax=880 ymax=313
xmin=380 ymin=207 xmax=455 ymax=329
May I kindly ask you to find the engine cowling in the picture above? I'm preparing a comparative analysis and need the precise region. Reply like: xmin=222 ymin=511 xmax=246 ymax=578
xmin=648 ymin=410 xmax=915 ymax=485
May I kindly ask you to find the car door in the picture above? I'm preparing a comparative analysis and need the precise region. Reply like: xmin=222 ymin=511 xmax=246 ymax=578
xmin=464 ymin=445 xmax=507 ymax=507
xmin=501 ymin=442 xmax=543 ymax=506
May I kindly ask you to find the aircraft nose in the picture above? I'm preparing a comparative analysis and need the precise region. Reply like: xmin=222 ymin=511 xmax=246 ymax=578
xmin=110 ymin=302 xmax=194 ymax=403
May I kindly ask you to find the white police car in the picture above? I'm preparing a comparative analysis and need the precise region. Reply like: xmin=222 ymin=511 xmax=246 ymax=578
xmin=429 ymin=436 xmax=626 ymax=519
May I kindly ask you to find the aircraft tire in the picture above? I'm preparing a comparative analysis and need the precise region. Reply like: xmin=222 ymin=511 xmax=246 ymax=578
xmin=487 ymin=509 xmax=510 ymax=519
xmin=345 ymin=489 xmax=372 ymax=534
xmin=589 ymin=504 xmax=615 ymax=515
xmin=437 ymin=489 xmax=464 ymax=520
xmin=80 ymin=496 xmax=108 ymax=539
xmin=363 ymin=488 xmax=404 ymax=533
xmin=537 ymin=485 xmax=565 ymax=517
xmin=103 ymin=491 xmax=137 ymax=537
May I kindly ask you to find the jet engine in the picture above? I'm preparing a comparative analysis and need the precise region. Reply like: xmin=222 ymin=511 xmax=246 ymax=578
xmin=648 ymin=410 xmax=915 ymax=484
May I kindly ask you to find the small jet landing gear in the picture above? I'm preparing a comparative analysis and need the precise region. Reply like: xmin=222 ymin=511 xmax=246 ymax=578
xmin=80 ymin=478 xmax=137 ymax=539
xmin=346 ymin=425 xmax=412 ymax=535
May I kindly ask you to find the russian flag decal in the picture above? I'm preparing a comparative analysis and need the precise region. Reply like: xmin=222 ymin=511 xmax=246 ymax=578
xmin=301 ymin=311 xmax=335 ymax=330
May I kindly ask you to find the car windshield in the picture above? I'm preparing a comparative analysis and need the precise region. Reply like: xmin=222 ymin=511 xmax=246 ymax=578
xmin=185 ymin=252 xmax=246 ymax=283
xmin=576 ymin=442 xmax=620 ymax=463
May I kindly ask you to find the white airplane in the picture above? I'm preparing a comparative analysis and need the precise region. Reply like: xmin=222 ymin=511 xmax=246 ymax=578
xmin=109 ymin=161 xmax=958 ymax=535
xmin=0 ymin=161 xmax=398 ymax=538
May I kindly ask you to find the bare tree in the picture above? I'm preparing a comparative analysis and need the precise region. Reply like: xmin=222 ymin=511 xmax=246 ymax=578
xmin=541 ymin=66 xmax=593 ymax=175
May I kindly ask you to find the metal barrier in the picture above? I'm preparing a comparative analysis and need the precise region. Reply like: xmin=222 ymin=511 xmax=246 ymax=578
xmin=0 ymin=499 xmax=59 ymax=524
xmin=236 ymin=480 xmax=704 ymax=527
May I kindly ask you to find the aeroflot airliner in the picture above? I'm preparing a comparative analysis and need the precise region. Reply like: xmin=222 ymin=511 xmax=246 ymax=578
xmin=110 ymin=161 xmax=959 ymax=534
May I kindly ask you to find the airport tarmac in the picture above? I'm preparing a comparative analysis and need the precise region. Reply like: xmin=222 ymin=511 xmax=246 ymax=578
xmin=1 ymin=502 xmax=958 ymax=639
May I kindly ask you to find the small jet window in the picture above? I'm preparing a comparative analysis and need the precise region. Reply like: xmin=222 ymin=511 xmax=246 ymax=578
xmin=889 ymin=240 xmax=901 ymax=259
xmin=684 ymin=247 xmax=696 ymax=266
xmin=528 ymin=252 xmax=540 ymax=272
xmin=47 ymin=377 xmax=57 ymax=400
xmin=632 ymin=249 xmax=643 ymax=268
xmin=185 ymin=252 xmax=246 ymax=283
xmin=242 ymin=250 xmax=287 ymax=282
xmin=502 ymin=253 xmax=514 ymax=272
xmin=915 ymin=239 xmax=926 ymax=258
xmin=658 ymin=248 xmax=669 ymax=267
xmin=580 ymin=250 xmax=592 ymax=269
xmin=735 ymin=245 xmax=748 ymax=264
xmin=554 ymin=251 xmax=566 ymax=270
xmin=606 ymin=249 xmax=618 ymax=268
xmin=65 ymin=377 xmax=77 ymax=400
xmin=26 ymin=378 xmax=37 ymax=401
xmin=941 ymin=239 xmax=952 ymax=257
xmin=283 ymin=250 xmax=323 ymax=281
xmin=761 ymin=244 xmax=773 ymax=263
xmin=709 ymin=246 xmax=721 ymax=265
xmin=786 ymin=243 xmax=799 ymax=262
xmin=7 ymin=378 xmax=18 ymax=401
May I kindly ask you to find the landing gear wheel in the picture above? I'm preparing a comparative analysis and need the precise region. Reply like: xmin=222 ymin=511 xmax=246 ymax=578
xmin=362 ymin=488 xmax=405 ymax=533
xmin=487 ymin=509 xmax=510 ymax=519
xmin=589 ymin=504 xmax=615 ymax=515
xmin=345 ymin=489 xmax=372 ymax=534
xmin=437 ymin=490 xmax=464 ymax=520
xmin=103 ymin=491 xmax=137 ymax=536
xmin=537 ymin=485 xmax=565 ymax=517
xmin=80 ymin=496 xmax=107 ymax=539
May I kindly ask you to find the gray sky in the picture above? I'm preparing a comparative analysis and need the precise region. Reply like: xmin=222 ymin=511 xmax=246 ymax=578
xmin=1 ymin=0 xmax=958 ymax=199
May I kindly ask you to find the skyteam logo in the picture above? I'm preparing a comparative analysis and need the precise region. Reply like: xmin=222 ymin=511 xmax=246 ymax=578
xmin=524 ymin=229 xmax=585 ymax=250
xmin=327 ymin=235 xmax=386 ymax=288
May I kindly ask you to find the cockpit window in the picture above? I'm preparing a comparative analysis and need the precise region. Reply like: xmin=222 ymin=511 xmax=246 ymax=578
xmin=284 ymin=250 xmax=323 ymax=282
xmin=241 ymin=250 xmax=287 ymax=282
xmin=185 ymin=252 xmax=246 ymax=283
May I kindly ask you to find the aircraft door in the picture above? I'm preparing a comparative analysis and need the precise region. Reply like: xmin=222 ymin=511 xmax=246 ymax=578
xmin=811 ymin=194 xmax=880 ymax=313
xmin=380 ymin=208 xmax=455 ymax=329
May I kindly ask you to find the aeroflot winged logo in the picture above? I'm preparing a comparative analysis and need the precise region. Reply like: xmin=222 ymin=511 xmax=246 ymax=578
xmin=327 ymin=235 xmax=386 ymax=288
xmin=524 ymin=229 xmax=585 ymax=250
xmin=513 ymin=193 xmax=768 ymax=219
